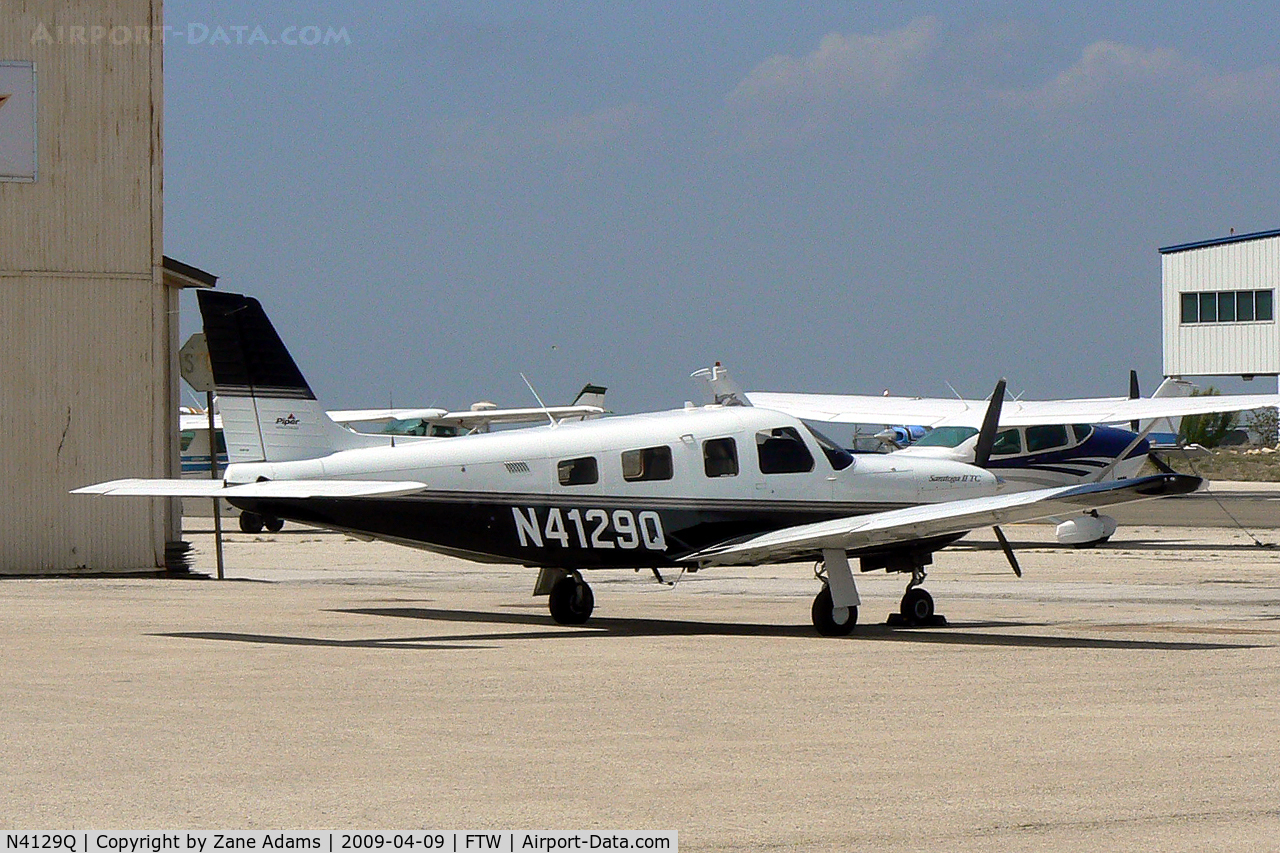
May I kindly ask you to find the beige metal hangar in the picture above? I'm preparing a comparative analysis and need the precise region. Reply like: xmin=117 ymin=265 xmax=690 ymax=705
xmin=1161 ymin=229 xmax=1280 ymax=386
xmin=0 ymin=0 xmax=198 ymax=574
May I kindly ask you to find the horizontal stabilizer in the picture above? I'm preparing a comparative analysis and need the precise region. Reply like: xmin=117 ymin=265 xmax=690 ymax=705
xmin=74 ymin=479 xmax=427 ymax=498
xmin=680 ymin=474 xmax=1201 ymax=566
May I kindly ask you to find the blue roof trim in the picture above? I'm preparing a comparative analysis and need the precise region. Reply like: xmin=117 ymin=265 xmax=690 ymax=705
xmin=1159 ymin=227 xmax=1280 ymax=255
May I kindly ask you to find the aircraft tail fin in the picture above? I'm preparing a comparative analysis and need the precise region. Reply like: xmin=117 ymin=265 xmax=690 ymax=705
xmin=690 ymin=362 xmax=751 ymax=407
xmin=197 ymin=291 xmax=389 ymax=463
xmin=571 ymin=383 xmax=608 ymax=412
xmin=1144 ymin=377 xmax=1196 ymax=445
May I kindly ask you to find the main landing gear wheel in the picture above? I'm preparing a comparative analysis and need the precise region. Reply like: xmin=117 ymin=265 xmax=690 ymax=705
xmin=263 ymin=515 xmax=285 ymax=533
xmin=811 ymin=585 xmax=857 ymax=637
xmin=548 ymin=576 xmax=595 ymax=626
xmin=238 ymin=511 xmax=264 ymax=534
xmin=900 ymin=587 xmax=935 ymax=625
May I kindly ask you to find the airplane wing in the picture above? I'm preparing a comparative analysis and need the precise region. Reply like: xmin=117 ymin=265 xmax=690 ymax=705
xmin=433 ymin=404 xmax=605 ymax=427
xmin=746 ymin=391 xmax=1280 ymax=428
xmin=744 ymin=392 xmax=980 ymax=427
xmin=179 ymin=412 xmax=222 ymax=431
xmin=73 ymin=479 xmax=427 ymax=498
xmin=327 ymin=404 xmax=605 ymax=429
xmin=327 ymin=408 xmax=449 ymax=426
xmin=679 ymin=473 xmax=1200 ymax=566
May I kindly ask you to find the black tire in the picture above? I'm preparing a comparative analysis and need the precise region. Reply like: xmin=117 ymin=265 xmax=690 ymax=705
xmin=238 ymin=511 xmax=264 ymax=534
xmin=811 ymin=585 xmax=857 ymax=636
xmin=263 ymin=515 xmax=285 ymax=533
xmin=548 ymin=577 xmax=595 ymax=625
xmin=900 ymin=588 xmax=934 ymax=624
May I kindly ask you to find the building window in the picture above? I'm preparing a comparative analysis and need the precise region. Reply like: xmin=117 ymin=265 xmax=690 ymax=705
xmin=1181 ymin=289 xmax=1274 ymax=324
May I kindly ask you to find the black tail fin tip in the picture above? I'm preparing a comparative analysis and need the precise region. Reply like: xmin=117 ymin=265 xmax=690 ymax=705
xmin=197 ymin=291 xmax=315 ymax=400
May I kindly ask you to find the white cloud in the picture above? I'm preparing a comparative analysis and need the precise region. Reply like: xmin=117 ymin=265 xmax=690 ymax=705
xmin=1008 ymin=41 xmax=1193 ymax=111
xmin=727 ymin=17 xmax=940 ymax=108
xmin=1005 ymin=39 xmax=1280 ymax=117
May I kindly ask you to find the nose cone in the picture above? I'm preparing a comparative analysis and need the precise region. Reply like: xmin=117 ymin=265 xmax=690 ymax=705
xmin=914 ymin=458 xmax=1001 ymax=501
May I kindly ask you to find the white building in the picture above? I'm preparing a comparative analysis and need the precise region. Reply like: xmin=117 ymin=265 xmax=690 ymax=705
xmin=1161 ymin=229 xmax=1280 ymax=383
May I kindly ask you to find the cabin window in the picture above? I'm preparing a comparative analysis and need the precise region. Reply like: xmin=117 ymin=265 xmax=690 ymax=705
xmin=1025 ymin=424 xmax=1069 ymax=453
xmin=991 ymin=428 xmax=1021 ymax=456
xmin=557 ymin=456 xmax=599 ymax=486
xmin=756 ymin=427 xmax=814 ymax=474
xmin=803 ymin=423 xmax=854 ymax=471
xmin=622 ymin=446 xmax=673 ymax=482
xmin=703 ymin=437 xmax=738 ymax=477
xmin=180 ymin=431 xmax=194 ymax=452
xmin=1071 ymin=424 xmax=1093 ymax=442
xmin=914 ymin=426 xmax=978 ymax=448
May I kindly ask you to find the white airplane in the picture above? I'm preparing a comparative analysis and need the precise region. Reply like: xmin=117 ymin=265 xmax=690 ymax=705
xmin=740 ymin=367 xmax=1279 ymax=546
xmin=78 ymin=292 xmax=1203 ymax=635
xmin=182 ymin=389 xmax=607 ymax=473
xmin=328 ymin=385 xmax=608 ymax=438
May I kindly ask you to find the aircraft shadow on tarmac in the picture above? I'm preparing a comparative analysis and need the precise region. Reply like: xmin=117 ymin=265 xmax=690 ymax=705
xmin=153 ymin=606 xmax=1257 ymax=651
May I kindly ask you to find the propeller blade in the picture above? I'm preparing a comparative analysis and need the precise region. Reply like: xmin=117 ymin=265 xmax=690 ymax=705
xmin=972 ymin=378 xmax=1007 ymax=468
xmin=993 ymin=525 xmax=1022 ymax=577
xmin=1129 ymin=369 xmax=1140 ymax=431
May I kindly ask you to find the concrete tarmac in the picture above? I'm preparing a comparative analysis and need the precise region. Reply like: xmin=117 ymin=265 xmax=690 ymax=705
xmin=2 ymin=514 xmax=1280 ymax=851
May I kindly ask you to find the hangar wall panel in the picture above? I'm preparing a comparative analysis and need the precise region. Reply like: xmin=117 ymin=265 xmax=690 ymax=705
xmin=1161 ymin=234 xmax=1280 ymax=377
xmin=0 ymin=0 xmax=172 ymax=573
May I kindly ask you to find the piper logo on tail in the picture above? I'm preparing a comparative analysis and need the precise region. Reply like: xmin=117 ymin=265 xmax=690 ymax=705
xmin=275 ymin=413 xmax=300 ymax=427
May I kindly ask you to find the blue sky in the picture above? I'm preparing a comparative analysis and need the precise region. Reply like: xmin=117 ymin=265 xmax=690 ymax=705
xmin=165 ymin=3 xmax=1280 ymax=415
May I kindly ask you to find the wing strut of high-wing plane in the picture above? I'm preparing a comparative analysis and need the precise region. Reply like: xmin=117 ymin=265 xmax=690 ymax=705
xmin=76 ymin=295 xmax=1206 ymax=636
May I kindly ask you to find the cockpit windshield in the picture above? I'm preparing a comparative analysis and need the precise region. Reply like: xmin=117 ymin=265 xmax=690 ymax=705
xmin=802 ymin=423 xmax=855 ymax=470
xmin=912 ymin=426 xmax=979 ymax=448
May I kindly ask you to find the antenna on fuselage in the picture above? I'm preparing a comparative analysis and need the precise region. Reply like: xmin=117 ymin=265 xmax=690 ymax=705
xmin=521 ymin=372 xmax=557 ymax=427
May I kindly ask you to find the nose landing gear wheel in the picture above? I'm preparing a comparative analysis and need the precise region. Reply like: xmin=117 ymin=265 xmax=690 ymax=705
xmin=811 ymin=585 xmax=857 ymax=636
xmin=548 ymin=576 xmax=595 ymax=625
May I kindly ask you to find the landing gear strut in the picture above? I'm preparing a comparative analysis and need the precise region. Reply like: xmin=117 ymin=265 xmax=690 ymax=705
xmin=548 ymin=573 xmax=595 ymax=625
xmin=888 ymin=564 xmax=946 ymax=627
xmin=810 ymin=549 xmax=859 ymax=636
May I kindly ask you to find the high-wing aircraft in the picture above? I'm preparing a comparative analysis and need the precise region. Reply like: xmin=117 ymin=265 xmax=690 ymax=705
xmin=181 ymin=389 xmax=607 ymax=474
xmin=328 ymin=385 xmax=607 ymax=438
xmin=181 ymin=387 xmax=606 ymax=532
xmin=743 ymin=368 xmax=1279 ymax=546
xmin=77 ymin=292 xmax=1201 ymax=635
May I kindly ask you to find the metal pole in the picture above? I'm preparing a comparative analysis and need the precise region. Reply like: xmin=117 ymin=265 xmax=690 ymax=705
xmin=208 ymin=390 xmax=225 ymax=580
